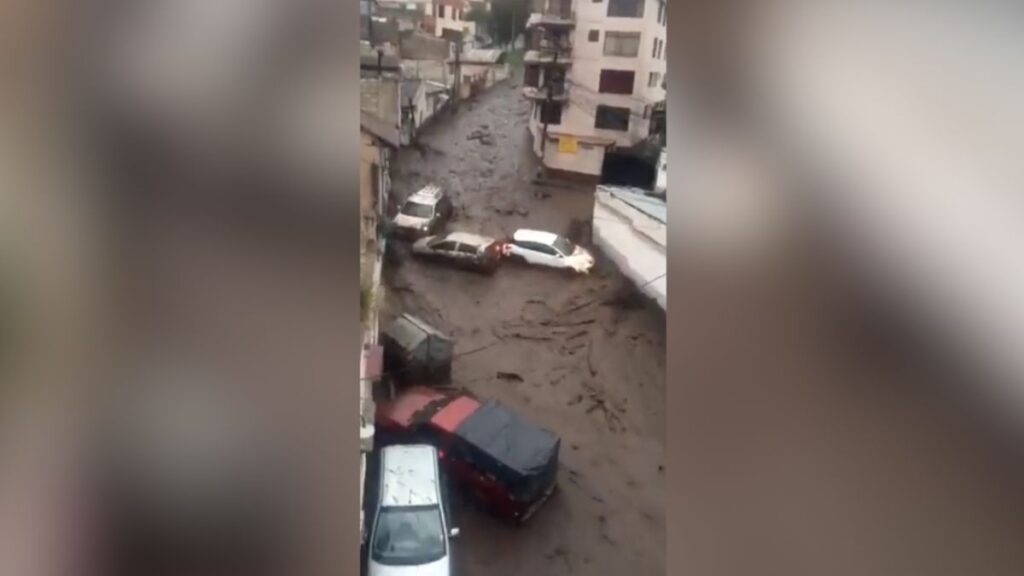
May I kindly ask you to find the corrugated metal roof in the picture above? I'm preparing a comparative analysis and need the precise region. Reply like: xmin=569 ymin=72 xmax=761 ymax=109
xmin=385 ymin=313 xmax=451 ymax=353
xmin=380 ymin=444 xmax=440 ymax=507
xmin=597 ymin=185 xmax=667 ymax=224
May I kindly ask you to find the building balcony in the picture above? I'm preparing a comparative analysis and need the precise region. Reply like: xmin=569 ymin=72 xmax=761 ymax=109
xmin=522 ymin=84 xmax=568 ymax=101
xmin=524 ymin=49 xmax=572 ymax=65
xmin=526 ymin=12 xmax=575 ymax=29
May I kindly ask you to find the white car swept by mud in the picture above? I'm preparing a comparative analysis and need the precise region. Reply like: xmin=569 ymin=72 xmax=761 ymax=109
xmin=503 ymin=229 xmax=595 ymax=274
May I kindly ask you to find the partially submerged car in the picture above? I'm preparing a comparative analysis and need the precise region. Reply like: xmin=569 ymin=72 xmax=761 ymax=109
xmin=376 ymin=386 xmax=560 ymax=524
xmin=367 ymin=444 xmax=459 ymax=576
xmin=391 ymin=185 xmax=454 ymax=240
xmin=504 ymin=229 xmax=595 ymax=274
xmin=412 ymin=231 xmax=504 ymax=274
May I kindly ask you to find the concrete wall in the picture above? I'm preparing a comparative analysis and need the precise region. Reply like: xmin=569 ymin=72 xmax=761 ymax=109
xmin=360 ymin=77 xmax=401 ymax=128
xmin=456 ymin=62 xmax=508 ymax=98
xmin=592 ymin=186 xmax=667 ymax=309
xmin=399 ymin=29 xmax=451 ymax=61
xmin=531 ymin=122 xmax=607 ymax=176
xmin=425 ymin=1 xmax=476 ymax=40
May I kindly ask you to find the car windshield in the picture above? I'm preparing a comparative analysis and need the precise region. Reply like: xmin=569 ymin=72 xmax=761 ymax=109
xmin=371 ymin=505 xmax=446 ymax=566
xmin=551 ymin=236 xmax=575 ymax=256
xmin=401 ymin=201 xmax=434 ymax=218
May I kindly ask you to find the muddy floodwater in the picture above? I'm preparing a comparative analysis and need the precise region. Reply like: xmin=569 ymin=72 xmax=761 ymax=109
xmin=383 ymin=81 xmax=666 ymax=574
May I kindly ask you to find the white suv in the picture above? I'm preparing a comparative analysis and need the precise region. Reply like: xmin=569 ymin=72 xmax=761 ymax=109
xmin=391 ymin=185 xmax=454 ymax=240
xmin=368 ymin=444 xmax=458 ymax=576
xmin=504 ymin=229 xmax=596 ymax=274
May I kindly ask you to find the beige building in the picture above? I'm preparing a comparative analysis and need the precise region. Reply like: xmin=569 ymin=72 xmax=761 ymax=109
xmin=524 ymin=0 xmax=667 ymax=179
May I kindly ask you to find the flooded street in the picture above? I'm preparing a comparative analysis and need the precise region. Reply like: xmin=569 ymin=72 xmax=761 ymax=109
xmin=384 ymin=81 xmax=666 ymax=575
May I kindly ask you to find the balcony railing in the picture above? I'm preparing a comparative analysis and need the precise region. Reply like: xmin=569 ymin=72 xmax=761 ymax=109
xmin=532 ymin=0 xmax=573 ymax=19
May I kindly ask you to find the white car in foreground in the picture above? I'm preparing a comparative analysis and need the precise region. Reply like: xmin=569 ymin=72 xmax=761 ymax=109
xmin=504 ymin=229 xmax=595 ymax=274
xmin=368 ymin=444 xmax=458 ymax=576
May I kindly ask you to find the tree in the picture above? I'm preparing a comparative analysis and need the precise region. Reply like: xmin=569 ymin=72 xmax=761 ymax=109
xmin=468 ymin=0 xmax=530 ymax=48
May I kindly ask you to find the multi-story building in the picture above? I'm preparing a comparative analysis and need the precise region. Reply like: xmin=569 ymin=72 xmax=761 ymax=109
xmin=524 ymin=0 xmax=667 ymax=180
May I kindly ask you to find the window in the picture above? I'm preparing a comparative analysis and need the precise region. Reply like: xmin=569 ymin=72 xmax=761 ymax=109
xmin=456 ymin=243 xmax=479 ymax=255
xmin=648 ymin=72 xmax=656 ymax=87
xmin=599 ymin=69 xmax=635 ymax=95
xmin=607 ymin=0 xmax=643 ymax=18
xmin=519 ymin=241 xmax=558 ymax=256
xmin=540 ymin=102 xmax=562 ymax=125
xmin=595 ymin=105 xmax=630 ymax=131
xmin=657 ymin=2 xmax=666 ymax=25
xmin=588 ymin=29 xmax=599 ymax=42
xmin=438 ymin=5 xmax=445 ymax=18
xmin=430 ymin=240 xmax=457 ymax=252
xmin=658 ymin=39 xmax=665 ymax=59
xmin=551 ymin=236 xmax=575 ymax=256
xmin=652 ymin=37 xmax=659 ymax=58
xmin=603 ymin=31 xmax=640 ymax=57
xmin=401 ymin=201 xmax=434 ymax=218
xmin=524 ymin=66 xmax=540 ymax=87
xmin=371 ymin=506 xmax=446 ymax=566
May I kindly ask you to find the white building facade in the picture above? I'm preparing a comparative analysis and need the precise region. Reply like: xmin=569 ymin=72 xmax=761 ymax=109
xmin=524 ymin=0 xmax=667 ymax=179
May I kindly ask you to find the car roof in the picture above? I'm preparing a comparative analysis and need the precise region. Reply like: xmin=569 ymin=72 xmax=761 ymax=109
xmin=512 ymin=229 xmax=559 ymax=245
xmin=430 ymin=394 xmax=481 ymax=433
xmin=380 ymin=444 xmax=440 ymax=507
xmin=440 ymin=231 xmax=495 ymax=246
xmin=453 ymin=400 xmax=560 ymax=477
xmin=408 ymin=184 xmax=443 ymax=204
xmin=377 ymin=385 xmax=447 ymax=428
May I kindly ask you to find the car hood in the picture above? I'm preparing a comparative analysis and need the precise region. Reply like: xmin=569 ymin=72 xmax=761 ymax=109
xmin=412 ymin=236 xmax=436 ymax=250
xmin=567 ymin=246 xmax=595 ymax=272
xmin=393 ymin=213 xmax=430 ymax=229
xmin=368 ymin=556 xmax=450 ymax=576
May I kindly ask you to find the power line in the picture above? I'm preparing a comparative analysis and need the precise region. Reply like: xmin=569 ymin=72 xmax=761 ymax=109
xmin=360 ymin=269 xmax=667 ymax=383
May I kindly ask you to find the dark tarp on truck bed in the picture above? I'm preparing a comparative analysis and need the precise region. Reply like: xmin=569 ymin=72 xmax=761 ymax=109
xmin=453 ymin=400 xmax=560 ymax=495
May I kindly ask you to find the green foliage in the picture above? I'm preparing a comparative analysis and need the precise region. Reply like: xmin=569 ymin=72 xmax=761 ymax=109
xmin=472 ymin=0 xmax=529 ymax=47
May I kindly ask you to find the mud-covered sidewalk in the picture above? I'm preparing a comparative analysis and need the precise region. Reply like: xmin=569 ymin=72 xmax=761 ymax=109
xmin=382 ymin=80 xmax=666 ymax=575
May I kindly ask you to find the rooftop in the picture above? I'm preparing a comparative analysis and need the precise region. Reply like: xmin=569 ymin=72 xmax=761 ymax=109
xmin=526 ymin=13 xmax=575 ymax=29
xmin=380 ymin=444 xmax=440 ymax=507
xmin=409 ymin=184 xmax=444 ymax=203
xmin=597 ymin=185 xmax=667 ymax=224
xmin=450 ymin=48 xmax=505 ymax=64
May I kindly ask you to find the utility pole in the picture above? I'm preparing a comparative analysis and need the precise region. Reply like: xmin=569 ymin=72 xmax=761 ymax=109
xmin=452 ymin=35 xmax=462 ymax=114
xmin=538 ymin=51 xmax=557 ymax=178
xmin=366 ymin=0 xmax=374 ymax=48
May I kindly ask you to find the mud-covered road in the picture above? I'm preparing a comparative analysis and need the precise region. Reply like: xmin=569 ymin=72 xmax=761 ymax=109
xmin=384 ymin=81 xmax=666 ymax=574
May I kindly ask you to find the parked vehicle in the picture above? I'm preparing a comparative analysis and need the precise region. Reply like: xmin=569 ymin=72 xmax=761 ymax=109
xmin=367 ymin=444 xmax=459 ymax=576
xmin=382 ymin=313 xmax=454 ymax=385
xmin=412 ymin=231 xmax=504 ymax=274
xmin=391 ymin=185 xmax=454 ymax=240
xmin=376 ymin=386 xmax=561 ymax=525
xmin=504 ymin=229 xmax=595 ymax=274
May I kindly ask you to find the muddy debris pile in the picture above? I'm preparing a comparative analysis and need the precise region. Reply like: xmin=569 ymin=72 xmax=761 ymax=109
xmin=466 ymin=126 xmax=495 ymax=146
